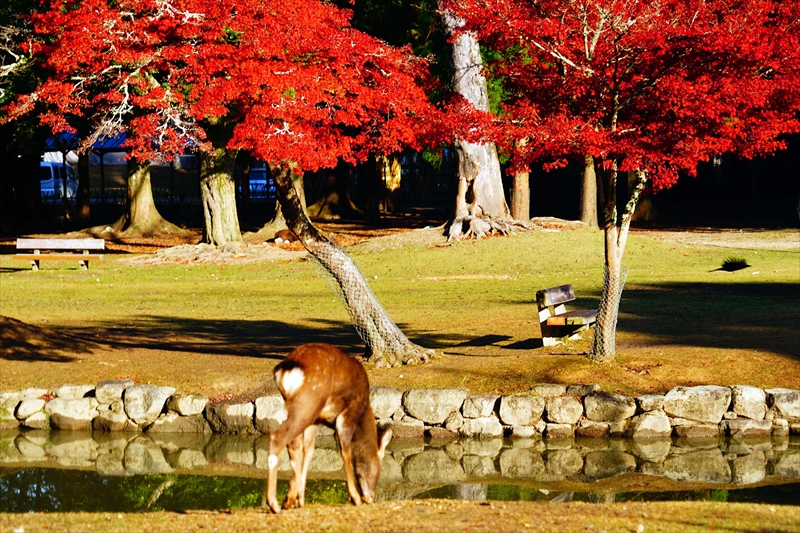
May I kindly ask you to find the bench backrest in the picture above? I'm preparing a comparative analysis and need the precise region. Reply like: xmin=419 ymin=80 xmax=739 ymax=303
xmin=536 ymin=284 xmax=575 ymax=308
xmin=16 ymin=238 xmax=105 ymax=251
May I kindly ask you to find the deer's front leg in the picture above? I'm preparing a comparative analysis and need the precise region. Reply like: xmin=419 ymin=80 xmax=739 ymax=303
xmin=336 ymin=414 xmax=362 ymax=506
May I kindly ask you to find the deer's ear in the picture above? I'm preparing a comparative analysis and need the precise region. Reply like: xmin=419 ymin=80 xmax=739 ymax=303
xmin=377 ymin=428 xmax=392 ymax=460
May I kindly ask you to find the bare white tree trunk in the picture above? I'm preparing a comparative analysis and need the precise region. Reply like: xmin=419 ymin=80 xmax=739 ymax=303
xmin=441 ymin=6 xmax=511 ymax=239
xmin=591 ymin=166 xmax=648 ymax=361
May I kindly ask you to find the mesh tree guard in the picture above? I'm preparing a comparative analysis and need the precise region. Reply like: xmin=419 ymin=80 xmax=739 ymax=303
xmin=310 ymin=239 xmax=430 ymax=366
xmin=590 ymin=265 xmax=629 ymax=361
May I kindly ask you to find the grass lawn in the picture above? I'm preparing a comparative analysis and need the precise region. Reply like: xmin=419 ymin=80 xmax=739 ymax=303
xmin=0 ymin=223 xmax=798 ymax=533
xmin=0 ymin=224 xmax=797 ymax=399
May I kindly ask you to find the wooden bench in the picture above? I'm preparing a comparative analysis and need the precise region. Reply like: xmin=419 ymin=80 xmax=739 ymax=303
xmin=13 ymin=238 xmax=105 ymax=271
xmin=536 ymin=284 xmax=597 ymax=346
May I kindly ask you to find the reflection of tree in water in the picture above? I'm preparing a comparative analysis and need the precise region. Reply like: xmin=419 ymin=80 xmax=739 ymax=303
xmin=0 ymin=469 xmax=354 ymax=512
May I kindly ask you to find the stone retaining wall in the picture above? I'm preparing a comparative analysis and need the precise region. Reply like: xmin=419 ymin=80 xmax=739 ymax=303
xmin=1 ymin=381 xmax=798 ymax=439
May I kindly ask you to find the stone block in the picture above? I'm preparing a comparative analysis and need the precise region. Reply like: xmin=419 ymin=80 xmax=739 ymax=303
xmin=663 ymin=386 xmax=732 ymax=424
xmin=731 ymin=385 xmax=766 ymax=420
xmin=724 ymin=419 xmax=773 ymax=438
xmin=575 ymin=420 xmax=609 ymax=438
xmin=96 ymin=379 xmax=134 ymax=404
xmin=637 ymin=394 xmax=665 ymax=413
xmin=629 ymin=412 xmax=672 ymax=438
xmin=94 ymin=401 xmax=134 ymax=432
xmin=21 ymin=411 xmax=48 ymax=430
xmin=390 ymin=416 xmax=425 ymax=438
xmin=124 ymin=385 xmax=176 ymax=427
xmin=545 ymin=423 xmax=574 ymax=439
xmin=148 ymin=412 xmax=212 ymax=434
xmin=205 ymin=401 xmax=255 ymax=434
xmin=459 ymin=416 xmax=503 ymax=438
xmin=766 ymin=388 xmax=800 ymax=421
xmin=16 ymin=398 xmax=46 ymax=420
xmin=584 ymin=393 xmax=636 ymax=422
xmin=370 ymin=387 xmax=404 ymax=420
xmin=0 ymin=392 xmax=22 ymax=429
xmin=546 ymin=396 xmax=583 ymax=425
xmin=498 ymin=395 xmax=545 ymax=426
xmin=403 ymin=389 xmax=468 ymax=424
xmin=46 ymin=397 xmax=99 ymax=430
xmin=461 ymin=395 xmax=499 ymax=418
xmin=254 ymin=395 xmax=287 ymax=433
xmin=167 ymin=393 xmax=208 ymax=416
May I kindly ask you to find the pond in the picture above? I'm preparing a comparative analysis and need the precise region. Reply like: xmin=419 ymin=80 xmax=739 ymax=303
xmin=1 ymin=430 xmax=798 ymax=513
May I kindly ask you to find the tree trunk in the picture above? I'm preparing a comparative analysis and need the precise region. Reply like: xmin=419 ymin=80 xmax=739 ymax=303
xmin=76 ymin=153 xmax=91 ymax=220
xmin=509 ymin=170 xmax=530 ymax=221
xmin=199 ymin=148 xmax=242 ymax=245
xmin=98 ymin=160 xmax=191 ymax=237
xmin=269 ymin=161 xmax=433 ymax=367
xmin=440 ymin=6 xmax=510 ymax=239
xmin=580 ymin=154 xmax=598 ymax=228
xmin=307 ymin=160 xmax=361 ymax=220
xmin=591 ymin=165 xmax=648 ymax=361
xmin=379 ymin=154 xmax=403 ymax=214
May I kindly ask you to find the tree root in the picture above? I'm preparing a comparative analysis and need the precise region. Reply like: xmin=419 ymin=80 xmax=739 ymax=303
xmin=447 ymin=216 xmax=530 ymax=241
xmin=367 ymin=343 xmax=437 ymax=368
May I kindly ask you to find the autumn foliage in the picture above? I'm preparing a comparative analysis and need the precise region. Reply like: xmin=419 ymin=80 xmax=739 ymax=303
xmin=447 ymin=0 xmax=800 ymax=189
xmin=9 ymin=0 xmax=455 ymax=168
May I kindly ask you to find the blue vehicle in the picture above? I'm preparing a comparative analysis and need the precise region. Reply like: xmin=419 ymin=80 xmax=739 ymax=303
xmin=247 ymin=163 xmax=277 ymax=199
xmin=40 ymin=161 xmax=78 ymax=200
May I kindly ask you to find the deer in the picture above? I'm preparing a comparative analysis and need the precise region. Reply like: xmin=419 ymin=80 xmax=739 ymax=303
xmin=264 ymin=343 xmax=392 ymax=513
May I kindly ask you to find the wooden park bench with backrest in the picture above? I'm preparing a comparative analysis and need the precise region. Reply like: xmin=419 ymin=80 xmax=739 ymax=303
xmin=536 ymin=284 xmax=597 ymax=346
xmin=13 ymin=238 xmax=105 ymax=271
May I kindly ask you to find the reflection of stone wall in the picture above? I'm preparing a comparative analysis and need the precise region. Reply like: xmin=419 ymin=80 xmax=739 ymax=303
xmin=1 ymin=430 xmax=798 ymax=495
xmin=0 ymin=381 xmax=798 ymax=440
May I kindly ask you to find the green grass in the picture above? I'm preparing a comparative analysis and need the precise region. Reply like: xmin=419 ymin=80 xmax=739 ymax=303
xmin=1 ymin=227 xmax=798 ymax=396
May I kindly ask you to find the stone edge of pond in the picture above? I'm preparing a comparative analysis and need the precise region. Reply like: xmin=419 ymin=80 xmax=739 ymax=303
xmin=0 ymin=382 xmax=798 ymax=440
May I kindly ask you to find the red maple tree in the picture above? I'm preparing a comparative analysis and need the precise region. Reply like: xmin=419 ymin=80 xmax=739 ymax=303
xmin=448 ymin=0 xmax=800 ymax=359
xmin=8 ymin=0 xmax=455 ymax=365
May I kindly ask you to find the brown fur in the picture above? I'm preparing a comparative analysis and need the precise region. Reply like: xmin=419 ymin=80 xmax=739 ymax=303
xmin=265 ymin=343 xmax=391 ymax=513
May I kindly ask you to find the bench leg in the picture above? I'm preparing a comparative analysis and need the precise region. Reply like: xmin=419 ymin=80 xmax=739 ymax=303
xmin=30 ymin=259 xmax=39 ymax=271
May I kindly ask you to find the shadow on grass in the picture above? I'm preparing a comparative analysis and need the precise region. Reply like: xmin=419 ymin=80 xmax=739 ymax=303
xmin=614 ymin=281 xmax=800 ymax=359
xmin=512 ymin=280 xmax=799 ymax=359
xmin=1 ymin=315 xmax=467 ymax=363
xmin=0 ymin=316 xmax=87 ymax=362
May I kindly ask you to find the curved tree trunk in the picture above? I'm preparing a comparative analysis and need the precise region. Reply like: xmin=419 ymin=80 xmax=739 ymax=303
xmin=269 ymin=162 xmax=433 ymax=367
xmin=97 ymin=160 xmax=191 ymax=237
xmin=199 ymin=148 xmax=242 ymax=245
xmin=580 ymin=154 xmax=598 ymax=228
xmin=440 ymin=6 xmax=511 ymax=239
xmin=591 ymin=166 xmax=648 ymax=361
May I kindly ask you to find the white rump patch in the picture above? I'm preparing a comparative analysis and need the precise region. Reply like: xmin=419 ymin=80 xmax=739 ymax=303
xmin=278 ymin=367 xmax=305 ymax=397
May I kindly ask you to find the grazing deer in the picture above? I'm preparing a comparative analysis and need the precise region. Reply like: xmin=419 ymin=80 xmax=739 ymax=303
xmin=265 ymin=343 xmax=392 ymax=513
